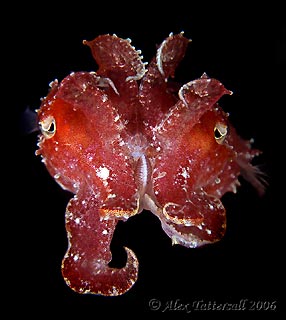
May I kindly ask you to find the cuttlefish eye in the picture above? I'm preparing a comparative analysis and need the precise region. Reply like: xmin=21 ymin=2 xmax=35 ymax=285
xmin=214 ymin=122 xmax=228 ymax=144
xmin=39 ymin=115 xmax=56 ymax=139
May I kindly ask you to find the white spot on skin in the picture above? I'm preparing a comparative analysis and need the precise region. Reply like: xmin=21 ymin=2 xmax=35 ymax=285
xmin=101 ymin=95 xmax=108 ymax=102
xmin=96 ymin=166 xmax=110 ymax=180
xmin=81 ymin=83 xmax=87 ymax=91
xmin=49 ymin=79 xmax=58 ymax=88
xmin=73 ymin=182 xmax=79 ymax=191
xmin=107 ymin=193 xmax=117 ymax=199
xmin=181 ymin=167 xmax=190 ymax=179
xmin=111 ymin=286 xmax=119 ymax=295
xmin=73 ymin=254 xmax=79 ymax=261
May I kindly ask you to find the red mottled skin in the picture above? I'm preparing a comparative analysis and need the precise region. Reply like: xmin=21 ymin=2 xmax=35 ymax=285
xmin=36 ymin=33 xmax=265 ymax=296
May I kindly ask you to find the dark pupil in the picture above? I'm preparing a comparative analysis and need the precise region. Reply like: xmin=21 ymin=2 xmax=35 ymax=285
xmin=47 ymin=121 xmax=55 ymax=133
xmin=214 ymin=127 xmax=222 ymax=139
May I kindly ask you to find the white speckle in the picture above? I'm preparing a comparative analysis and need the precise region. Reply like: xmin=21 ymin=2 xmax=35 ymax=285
xmin=54 ymin=173 xmax=61 ymax=179
xmin=114 ymin=114 xmax=120 ymax=122
xmin=111 ymin=286 xmax=119 ymax=295
xmin=107 ymin=193 xmax=117 ymax=199
xmin=73 ymin=182 xmax=79 ymax=190
xmin=96 ymin=166 xmax=110 ymax=180
xmin=101 ymin=94 xmax=108 ymax=102
xmin=102 ymin=229 xmax=108 ymax=235
xmin=124 ymin=213 xmax=130 ymax=219
xmin=103 ymin=180 xmax=108 ymax=187
xmin=206 ymin=229 xmax=212 ymax=235
xmin=73 ymin=254 xmax=79 ymax=261
xmin=75 ymin=218 xmax=80 ymax=224
xmin=49 ymin=79 xmax=58 ymax=88
xmin=181 ymin=167 xmax=190 ymax=179
xmin=209 ymin=204 xmax=214 ymax=210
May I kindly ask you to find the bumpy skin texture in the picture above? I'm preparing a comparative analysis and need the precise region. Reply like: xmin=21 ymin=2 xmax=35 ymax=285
xmin=36 ymin=33 xmax=264 ymax=296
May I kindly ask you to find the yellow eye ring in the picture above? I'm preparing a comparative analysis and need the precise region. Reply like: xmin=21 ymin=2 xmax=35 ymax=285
xmin=40 ymin=116 xmax=56 ymax=139
xmin=214 ymin=122 xmax=228 ymax=144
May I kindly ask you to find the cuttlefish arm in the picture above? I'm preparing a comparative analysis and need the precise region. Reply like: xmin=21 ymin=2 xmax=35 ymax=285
xmin=61 ymin=187 xmax=138 ymax=296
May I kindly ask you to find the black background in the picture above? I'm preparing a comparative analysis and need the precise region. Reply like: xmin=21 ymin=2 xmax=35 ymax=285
xmin=9 ymin=2 xmax=285 ymax=318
